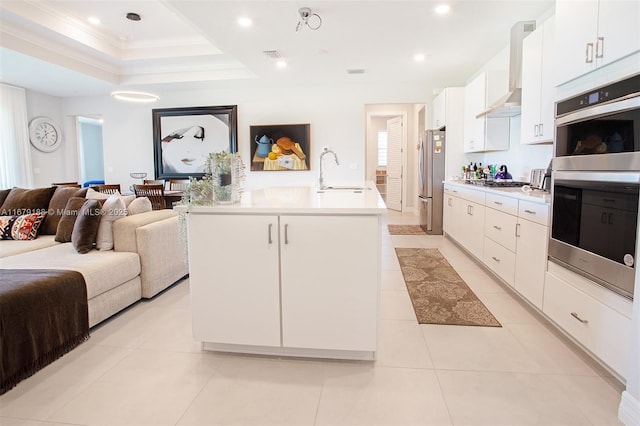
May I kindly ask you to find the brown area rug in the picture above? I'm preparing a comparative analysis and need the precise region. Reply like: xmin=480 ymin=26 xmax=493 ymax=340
xmin=395 ymin=248 xmax=501 ymax=327
xmin=388 ymin=225 xmax=426 ymax=235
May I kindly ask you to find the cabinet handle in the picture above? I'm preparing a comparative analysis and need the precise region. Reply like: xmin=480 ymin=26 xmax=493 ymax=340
xmin=571 ymin=312 xmax=589 ymax=324
xmin=586 ymin=42 xmax=594 ymax=63
xmin=524 ymin=209 xmax=536 ymax=215
xmin=493 ymin=225 xmax=502 ymax=230
xmin=539 ymin=123 xmax=543 ymax=136
xmin=284 ymin=224 xmax=289 ymax=244
xmin=452 ymin=190 xmax=458 ymax=193
xmin=467 ymin=205 xmax=473 ymax=215
xmin=268 ymin=223 xmax=273 ymax=244
xmin=491 ymin=256 xmax=500 ymax=263
xmin=494 ymin=201 xmax=503 ymax=206
xmin=448 ymin=197 xmax=452 ymax=207
xmin=534 ymin=124 xmax=539 ymax=137
xmin=596 ymin=36 xmax=604 ymax=58
xmin=516 ymin=223 xmax=521 ymax=238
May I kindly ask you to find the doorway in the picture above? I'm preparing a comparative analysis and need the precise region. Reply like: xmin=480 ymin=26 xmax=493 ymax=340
xmin=76 ymin=116 xmax=104 ymax=186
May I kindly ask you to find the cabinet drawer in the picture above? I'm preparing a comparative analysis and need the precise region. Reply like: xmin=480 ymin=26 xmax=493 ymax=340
xmin=486 ymin=192 xmax=518 ymax=215
xmin=484 ymin=208 xmax=517 ymax=251
xmin=483 ymin=237 xmax=516 ymax=286
xmin=543 ymin=271 xmax=631 ymax=379
xmin=518 ymin=200 xmax=549 ymax=225
xmin=456 ymin=186 xmax=486 ymax=205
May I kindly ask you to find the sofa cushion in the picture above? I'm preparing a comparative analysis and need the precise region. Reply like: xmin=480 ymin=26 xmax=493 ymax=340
xmin=96 ymin=193 xmax=127 ymax=251
xmin=0 ymin=243 xmax=141 ymax=299
xmin=0 ymin=235 xmax=59 ymax=258
xmin=72 ymin=199 xmax=102 ymax=254
xmin=86 ymin=188 xmax=111 ymax=200
xmin=127 ymin=197 xmax=152 ymax=215
xmin=41 ymin=186 xmax=87 ymax=235
xmin=55 ymin=197 xmax=89 ymax=243
xmin=112 ymin=210 xmax=177 ymax=253
xmin=0 ymin=189 xmax=11 ymax=209
xmin=0 ymin=187 xmax=56 ymax=216
xmin=0 ymin=212 xmax=47 ymax=240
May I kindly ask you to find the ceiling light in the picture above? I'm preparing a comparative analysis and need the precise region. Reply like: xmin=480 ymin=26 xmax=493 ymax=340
xmin=435 ymin=4 xmax=451 ymax=15
xmin=237 ymin=16 xmax=253 ymax=27
xmin=276 ymin=60 xmax=287 ymax=68
xmin=414 ymin=53 xmax=426 ymax=62
xmin=88 ymin=16 xmax=101 ymax=25
xmin=111 ymin=91 xmax=159 ymax=103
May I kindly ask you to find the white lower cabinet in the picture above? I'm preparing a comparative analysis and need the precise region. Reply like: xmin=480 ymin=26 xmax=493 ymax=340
xmin=188 ymin=213 xmax=379 ymax=355
xmin=543 ymin=266 xmax=631 ymax=379
xmin=483 ymin=236 xmax=516 ymax=286
xmin=514 ymin=216 xmax=548 ymax=309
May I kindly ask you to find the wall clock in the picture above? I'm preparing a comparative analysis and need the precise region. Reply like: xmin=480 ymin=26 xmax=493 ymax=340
xmin=29 ymin=116 xmax=62 ymax=152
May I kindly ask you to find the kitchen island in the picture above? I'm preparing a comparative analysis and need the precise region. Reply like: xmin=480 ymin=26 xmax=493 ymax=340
xmin=176 ymin=183 xmax=386 ymax=360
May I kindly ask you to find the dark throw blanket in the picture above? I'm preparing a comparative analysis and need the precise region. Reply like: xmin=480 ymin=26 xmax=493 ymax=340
xmin=0 ymin=269 xmax=90 ymax=394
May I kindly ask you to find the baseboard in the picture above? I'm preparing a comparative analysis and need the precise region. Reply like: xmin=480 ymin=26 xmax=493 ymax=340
xmin=618 ymin=391 xmax=640 ymax=426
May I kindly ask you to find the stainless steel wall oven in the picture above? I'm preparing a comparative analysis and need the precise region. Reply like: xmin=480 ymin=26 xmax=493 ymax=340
xmin=550 ymin=74 xmax=640 ymax=300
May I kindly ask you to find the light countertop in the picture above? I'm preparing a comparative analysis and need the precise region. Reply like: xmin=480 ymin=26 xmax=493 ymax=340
xmin=174 ymin=181 xmax=387 ymax=215
xmin=444 ymin=180 xmax=551 ymax=204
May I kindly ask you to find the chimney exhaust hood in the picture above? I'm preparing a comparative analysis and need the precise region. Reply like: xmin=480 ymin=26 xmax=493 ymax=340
xmin=476 ymin=21 xmax=536 ymax=119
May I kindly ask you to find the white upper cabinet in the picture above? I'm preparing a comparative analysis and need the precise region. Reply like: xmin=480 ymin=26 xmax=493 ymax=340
xmin=432 ymin=89 xmax=446 ymax=129
xmin=555 ymin=0 xmax=640 ymax=86
xmin=464 ymin=71 xmax=510 ymax=153
xmin=521 ymin=16 xmax=555 ymax=144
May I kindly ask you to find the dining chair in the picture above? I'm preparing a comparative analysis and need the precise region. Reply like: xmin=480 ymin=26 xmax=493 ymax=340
xmin=168 ymin=179 xmax=189 ymax=191
xmin=93 ymin=184 xmax=121 ymax=194
xmin=52 ymin=181 xmax=81 ymax=188
xmin=133 ymin=184 xmax=166 ymax=210
xmin=143 ymin=179 xmax=165 ymax=187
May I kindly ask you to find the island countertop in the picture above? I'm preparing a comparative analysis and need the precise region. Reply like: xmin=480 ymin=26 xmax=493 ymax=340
xmin=174 ymin=181 xmax=386 ymax=215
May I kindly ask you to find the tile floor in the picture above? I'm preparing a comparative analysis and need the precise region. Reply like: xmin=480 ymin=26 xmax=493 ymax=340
xmin=0 ymin=210 xmax=626 ymax=425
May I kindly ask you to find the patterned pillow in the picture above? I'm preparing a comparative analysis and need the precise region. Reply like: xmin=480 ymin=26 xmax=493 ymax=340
xmin=0 ymin=212 xmax=48 ymax=240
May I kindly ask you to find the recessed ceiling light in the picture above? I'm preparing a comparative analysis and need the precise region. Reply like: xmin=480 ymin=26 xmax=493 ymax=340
xmin=111 ymin=91 xmax=159 ymax=103
xmin=414 ymin=53 xmax=426 ymax=62
xmin=88 ymin=16 xmax=101 ymax=25
xmin=276 ymin=60 xmax=287 ymax=68
xmin=435 ymin=4 xmax=451 ymax=15
xmin=237 ymin=16 xmax=253 ymax=27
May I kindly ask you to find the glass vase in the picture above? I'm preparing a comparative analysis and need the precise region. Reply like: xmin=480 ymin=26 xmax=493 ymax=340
xmin=212 ymin=154 xmax=241 ymax=204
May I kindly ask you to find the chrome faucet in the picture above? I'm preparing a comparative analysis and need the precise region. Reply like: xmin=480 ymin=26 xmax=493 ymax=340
xmin=319 ymin=147 xmax=339 ymax=189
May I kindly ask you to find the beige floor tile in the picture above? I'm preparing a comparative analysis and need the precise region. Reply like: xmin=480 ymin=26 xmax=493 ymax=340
xmin=376 ymin=320 xmax=433 ymax=369
xmin=316 ymin=364 xmax=452 ymax=425
xmin=456 ymin=267 xmax=507 ymax=294
xmin=550 ymin=374 xmax=624 ymax=426
xmin=48 ymin=350 xmax=223 ymax=425
xmin=380 ymin=290 xmax=416 ymax=321
xmin=177 ymin=356 xmax=323 ymax=425
xmin=437 ymin=370 xmax=591 ymax=425
xmin=421 ymin=324 xmax=543 ymax=373
xmin=380 ymin=268 xmax=406 ymax=291
xmin=135 ymin=308 xmax=202 ymax=353
xmin=0 ymin=344 xmax=131 ymax=421
xmin=506 ymin=324 xmax=600 ymax=376
xmin=0 ymin=419 xmax=78 ymax=426
xmin=476 ymin=292 xmax=542 ymax=325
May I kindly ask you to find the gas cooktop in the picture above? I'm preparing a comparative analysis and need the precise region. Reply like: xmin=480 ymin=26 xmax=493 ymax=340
xmin=465 ymin=180 xmax=530 ymax=188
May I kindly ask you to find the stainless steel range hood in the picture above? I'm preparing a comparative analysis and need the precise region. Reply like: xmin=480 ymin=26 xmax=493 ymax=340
xmin=476 ymin=21 xmax=536 ymax=119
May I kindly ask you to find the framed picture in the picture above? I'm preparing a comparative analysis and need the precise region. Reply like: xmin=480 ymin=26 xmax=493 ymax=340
xmin=152 ymin=105 xmax=238 ymax=179
xmin=249 ymin=123 xmax=310 ymax=171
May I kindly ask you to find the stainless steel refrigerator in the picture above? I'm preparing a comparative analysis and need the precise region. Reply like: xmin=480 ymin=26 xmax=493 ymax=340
xmin=418 ymin=129 xmax=446 ymax=234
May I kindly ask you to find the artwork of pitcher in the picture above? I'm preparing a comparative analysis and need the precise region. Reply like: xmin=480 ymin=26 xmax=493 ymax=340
xmin=255 ymin=135 xmax=273 ymax=157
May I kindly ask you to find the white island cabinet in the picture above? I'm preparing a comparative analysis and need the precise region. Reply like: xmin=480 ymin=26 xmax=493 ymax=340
xmin=179 ymin=183 xmax=386 ymax=361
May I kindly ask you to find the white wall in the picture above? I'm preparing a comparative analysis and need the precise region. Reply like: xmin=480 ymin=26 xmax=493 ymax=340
xmin=57 ymin=83 xmax=427 ymax=192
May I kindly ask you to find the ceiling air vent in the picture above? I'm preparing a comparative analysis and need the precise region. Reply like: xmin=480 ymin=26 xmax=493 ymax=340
xmin=347 ymin=69 xmax=365 ymax=74
xmin=263 ymin=50 xmax=282 ymax=59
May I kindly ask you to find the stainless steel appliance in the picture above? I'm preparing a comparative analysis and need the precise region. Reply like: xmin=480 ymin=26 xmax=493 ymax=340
xmin=549 ymin=73 xmax=640 ymax=300
xmin=555 ymin=73 xmax=640 ymax=171
xmin=418 ymin=129 xmax=445 ymax=234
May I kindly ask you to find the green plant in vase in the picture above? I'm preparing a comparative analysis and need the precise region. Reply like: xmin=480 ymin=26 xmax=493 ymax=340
xmin=210 ymin=150 xmax=245 ymax=204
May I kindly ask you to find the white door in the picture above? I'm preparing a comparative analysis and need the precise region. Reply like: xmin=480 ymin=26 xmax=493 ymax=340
xmin=386 ymin=116 xmax=403 ymax=211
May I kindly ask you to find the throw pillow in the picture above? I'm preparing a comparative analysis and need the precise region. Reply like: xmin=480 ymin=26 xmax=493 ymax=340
xmin=86 ymin=187 xmax=112 ymax=200
xmin=95 ymin=193 xmax=127 ymax=250
xmin=121 ymin=194 xmax=136 ymax=208
xmin=40 ymin=186 xmax=87 ymax=235
xmin=55 ymin=197 xmax=90 ymax=243
xmin=0 ymin=187 xmax=56 ymax=216
xmin=71 ymin=199 xmax=102 ymax=254
xmin=0 ymin=212 xmax=48 ymax=240
xmin=127 ymin=197 xmax=152 ymax=215
xmin=0 ymin=188 xmax=11 ymax=209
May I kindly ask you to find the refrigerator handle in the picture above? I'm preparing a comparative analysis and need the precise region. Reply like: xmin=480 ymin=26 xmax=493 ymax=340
xmin=419 ymin=137 xmax=425 ymax=193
